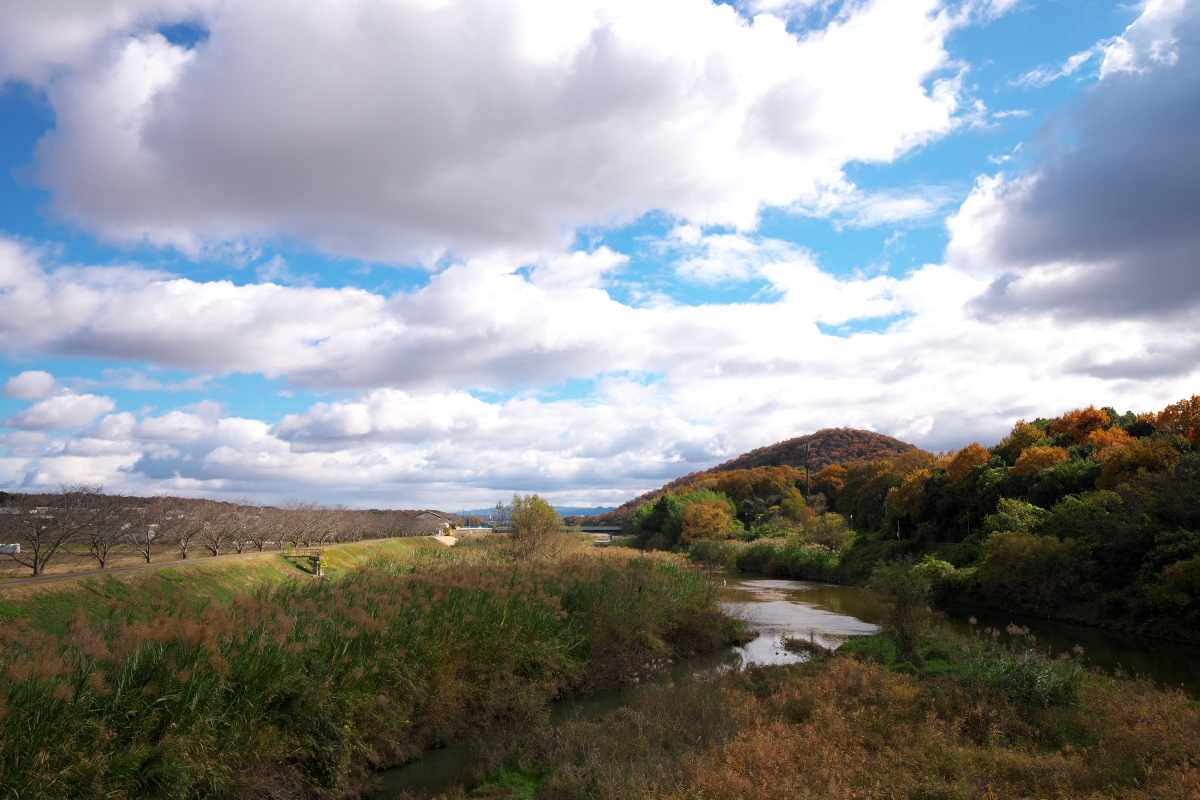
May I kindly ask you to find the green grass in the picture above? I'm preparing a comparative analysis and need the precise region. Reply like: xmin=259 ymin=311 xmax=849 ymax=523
xmin=0 ymin=538 xmax=439 ymax=633
xmin=0 ymin=544 xmax=736 ymax=799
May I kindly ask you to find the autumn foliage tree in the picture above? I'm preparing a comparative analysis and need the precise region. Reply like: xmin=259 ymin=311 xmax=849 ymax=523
xmin=1011 ymin=446 xmax=1071 ymax=477
xmin=1097 ymin=438 xmax=1182 ymax=489
xmin=1155 ymin=395 xmax=1200 ymax=446
xmin=1052 ymin=405 xmax=1111 ymax=443
xmin=1085 ymin=426 xmax=1132 ymax=458
xmin=946 ymin=443 xmax=990 ymax=489
xmin=996 ymin=420 xmax=1046 ymax=463
xmin=679 ymin=500 xmax=741 ymax=544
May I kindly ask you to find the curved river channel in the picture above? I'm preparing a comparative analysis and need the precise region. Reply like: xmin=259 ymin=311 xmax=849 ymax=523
xmin=368 ymin=575 xmax=1200 ymax=798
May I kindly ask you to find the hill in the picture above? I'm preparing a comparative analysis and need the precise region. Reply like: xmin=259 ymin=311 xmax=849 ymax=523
xmin=711 ymin=428 xmax=916 ymax=474
xmin=568 ymin=428 xmax=919 ymax=525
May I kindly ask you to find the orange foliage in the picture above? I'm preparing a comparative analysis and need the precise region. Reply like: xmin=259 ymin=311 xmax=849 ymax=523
xmin=946 ymin=442 xmax=990 ymax=487
xmin=680 ymin=500 xmax=740 ymax=544
xmin=811 ymin=464 xmax=847 ymax=501
xmin=1086 ymin=426 xmax=1132 ymax=458
xmin=710 ymin=466 xmax=804 ymax=505
xmin=1011 ymin=446 xmax=1070 ymax=477
xmin=1155 ymin=395 xmax=1200 ymax=446
xmin=1052 ymin=405 xmax=1111 ymax=443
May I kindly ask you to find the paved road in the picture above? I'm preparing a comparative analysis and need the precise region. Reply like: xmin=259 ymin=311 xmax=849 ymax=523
xmin=0 ymin=537 xmax=412 ymax=589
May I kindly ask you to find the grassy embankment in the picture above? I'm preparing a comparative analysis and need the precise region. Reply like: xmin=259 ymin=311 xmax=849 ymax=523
xmin=456 ymin=627 xmax=1200 ymax=800
xmin=0 ymin=537 xmax=742 ymax=799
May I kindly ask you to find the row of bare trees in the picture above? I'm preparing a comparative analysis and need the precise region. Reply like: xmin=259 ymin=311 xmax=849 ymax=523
xmin=0 ymin=486 xmax=421 ymax=576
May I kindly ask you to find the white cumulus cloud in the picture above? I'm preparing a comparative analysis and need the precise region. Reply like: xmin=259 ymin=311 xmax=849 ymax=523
xmin=32 ymin=0 xmax=965 ymax=261
xmin=3 ymin=370 xmax=63 ymax=399
xmin=5 ymin=393 xmax=117 ymax=431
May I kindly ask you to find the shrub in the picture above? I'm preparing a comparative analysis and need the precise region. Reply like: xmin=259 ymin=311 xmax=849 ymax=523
xmin=964 ymin=624 xmax=1084 ymax=708
xmin=868 ymin=558 xmax=931 ymax=664
xmin=688 ymin=539 xmax=744 ymax=568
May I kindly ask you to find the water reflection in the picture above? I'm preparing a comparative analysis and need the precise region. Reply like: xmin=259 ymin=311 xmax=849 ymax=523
xmin=720 ymin=577 xmax=881 ymax=666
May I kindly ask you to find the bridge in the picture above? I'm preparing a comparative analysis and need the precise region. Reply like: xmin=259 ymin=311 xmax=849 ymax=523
xmin=484 ymin=525 xmax=622 ymax=544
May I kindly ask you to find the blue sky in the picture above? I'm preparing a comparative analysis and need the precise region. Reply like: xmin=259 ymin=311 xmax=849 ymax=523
xmin=2 ymin=0 xmax=1199 ymax=509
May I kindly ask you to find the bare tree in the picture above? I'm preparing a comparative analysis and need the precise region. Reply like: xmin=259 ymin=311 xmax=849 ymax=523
xmin=0 ymin=492 xmax=81 ymax=575
xmin=126 ymin=499 xmax=186 ymax=563
xmin=175 ymin=508 xmax=203 ymax=560
xmin=65 ymin=486 xmax=130 ymax=570
xmin=280 ymin=500 xmax=322 ymax=547
xmin=223 ymin=498 xmax=255 ymax=554
xmin=0 ymin=486 xmax=122 ymax=575
xmin=492 ymin=500 xmax=511 ymax=529
xmin=197 ymin=501 xmax=233 ymax=557
xmin=245 ymin=506 xmax=281 ymax=552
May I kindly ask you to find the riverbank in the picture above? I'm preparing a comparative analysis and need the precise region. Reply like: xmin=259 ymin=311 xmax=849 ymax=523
xmin=686 ymin=536 xmax=1200 ymax=646
xmin=444 ymin=628 xmax=1200 ymax=800
xmin=0 ymin=541 xmax=742 ymax=799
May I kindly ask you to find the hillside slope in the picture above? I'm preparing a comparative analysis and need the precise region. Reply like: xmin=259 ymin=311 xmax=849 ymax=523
xmin=572 ymin=428 xmax=919 ymax=525
xmin=712 ymin=427 xmax=916 ymax=474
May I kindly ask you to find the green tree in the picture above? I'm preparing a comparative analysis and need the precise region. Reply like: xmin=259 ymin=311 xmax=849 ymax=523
xmin=507 ymin=493 xmax=567 ymax=561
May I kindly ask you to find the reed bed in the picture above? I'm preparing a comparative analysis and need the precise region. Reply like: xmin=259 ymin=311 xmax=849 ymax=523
xmin=467 ymin=637 xmax=1200 ymax=800
xmin=0 ymin=547 xmax=736 ymax=799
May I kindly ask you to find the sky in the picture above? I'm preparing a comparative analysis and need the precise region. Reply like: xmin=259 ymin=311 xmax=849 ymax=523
xmin=1 ymin=0 xmax=1198 ymax=510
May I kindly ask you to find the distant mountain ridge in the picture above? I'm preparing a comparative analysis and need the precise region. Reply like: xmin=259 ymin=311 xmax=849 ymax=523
xmin=567 ymin=428 xmax=919 ymax=524
xmin=463 ymin=506 xmax=617 ymax=518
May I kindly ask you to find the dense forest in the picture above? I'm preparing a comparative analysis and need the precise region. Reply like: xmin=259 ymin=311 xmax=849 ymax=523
xmin=570 ymin=428 xmax=916 ymax=527
xmin=621 ymin=397 xmax=1200 ymax=643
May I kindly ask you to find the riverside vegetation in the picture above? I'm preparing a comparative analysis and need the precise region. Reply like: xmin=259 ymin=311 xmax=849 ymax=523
xmin=0 ymin=531 xmax=743 ymax=799
xmin=449 ymin=629 xmax=1200 ymax=800
xmin=432 ymin=561 xmax=1200 ymax=800
xmin=612 ymin=395 xmax=1200 ymax=643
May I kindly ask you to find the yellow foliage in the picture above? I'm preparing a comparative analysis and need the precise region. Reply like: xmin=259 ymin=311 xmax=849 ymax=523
xmin=886 ymin=468 xmax=931 ymax=519
xmin=1086 ymin=426 xmax=1131 ymax=458
xmin=997 ymin=420 xmax=1045 ymax=462
xmin=680 ymin=500 xmax=740 ymax=544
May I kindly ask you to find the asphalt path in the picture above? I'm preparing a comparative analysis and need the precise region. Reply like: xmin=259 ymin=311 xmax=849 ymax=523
xmin=0 ymin=537 xmax=416 ymax=589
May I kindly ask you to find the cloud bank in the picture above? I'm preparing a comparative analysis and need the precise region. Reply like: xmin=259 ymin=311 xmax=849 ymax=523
xmin=31 ymin=0 xmax=963 ymax=260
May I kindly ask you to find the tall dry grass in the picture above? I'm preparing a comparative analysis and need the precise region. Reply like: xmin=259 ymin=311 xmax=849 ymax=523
xmin=0 ymin=546 xmax=735 ymax=799
xmin=465 ymin=642 xmax=1200 ymax=800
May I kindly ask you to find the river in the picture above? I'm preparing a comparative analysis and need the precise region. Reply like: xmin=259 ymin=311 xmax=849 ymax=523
xmin=367 ymin=574 xmax=1200 ymax=798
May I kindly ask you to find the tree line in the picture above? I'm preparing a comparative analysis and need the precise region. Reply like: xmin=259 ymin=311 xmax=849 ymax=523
xmin=0 ymin=486 xmax=449 ymax=576
xmin=620 ymin=395 xmax=1200 ymax=641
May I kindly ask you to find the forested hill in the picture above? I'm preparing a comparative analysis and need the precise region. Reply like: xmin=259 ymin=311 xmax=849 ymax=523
xmin=570 ymin=428 xmax=920 ymax=526
xmin=712 ymin=428 xmax=916 ymax=474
